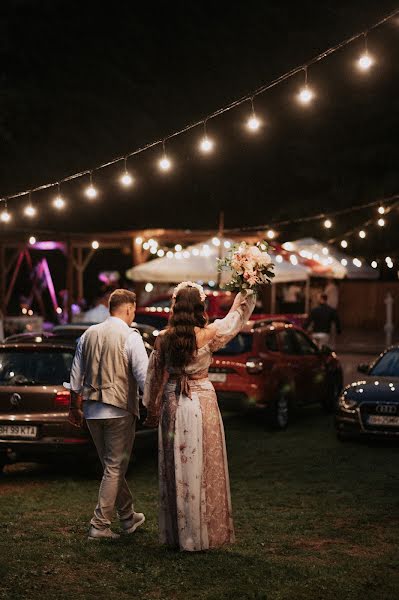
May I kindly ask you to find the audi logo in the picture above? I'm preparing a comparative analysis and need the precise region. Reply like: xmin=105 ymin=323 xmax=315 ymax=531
xmin=10 ymin=393 xmax=22 ymax=408
xmin=376 ymin=404 xmax=397 ymax=414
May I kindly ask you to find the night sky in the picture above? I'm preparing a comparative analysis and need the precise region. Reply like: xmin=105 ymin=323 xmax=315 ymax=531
xmin=0 ymin=1 xmax=398 ymax=259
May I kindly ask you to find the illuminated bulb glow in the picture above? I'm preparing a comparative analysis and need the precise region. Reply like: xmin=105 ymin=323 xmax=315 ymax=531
xmin=0 ymin=209 xmax=11 ymax=223
xmin=298 ymin=86 xmax=314 ymax=104
xmin=371 ymin=261 xmax=378 ymax=269
xmin=199 ymin=137 xmax=214 ymax=153
xmin=29 ymin=236 xmax=36 ymax=245
xmin=353 ymin=258 xmax=362 ymax=267
xmin=324 ymin=219 xmax=332 ymax=229
xmin=135 ymin=237 xmax=143 ymax=245
xmin=159 ymin=157 xmax=171 ymax=171
xmin=85 ymin=185 xmax=98 ymax=199
xmin=359 ymin=230 xmax=366 ymax=239
xmin=247 ymin=116 xmax=260 ymax=131
xmin=358 ymin=53 xmax=374 ymax=71
xmin=378 ymin=206 xmax=385 ymax=215
xmin=120 ymin=171 xmax=133 ymax=186
xmin=157 ymin=249 xmax=165 ymax=257
xmin=212 ymin=237 xmax=221 ymax=246
xmin=91 ymin=241 xmax=99 ymax=250
xmin=378 ymin=218 xmax=385 ymax=227
xmin=53 ymin=196 xmax=65 ymax=209
xmin=175 ymin=244 xmax=182 ymax=252
xmin=150 ymin=247 xmax=157 ymax=254
xmin=223 ymin=241 xmax=231 ymax=248
xmin=341 ymin=240 xmax=348 ymax=249
xmin=322 ymin=247 xmax=329 ymax=255
xmin=282 ymin=242 xmax=294 ymax=251
xmin=290 ymin=255 xmax=298 ymax=265
xmin=56 ymin=307 xmax=63 ymax=315
xmin=24 ymin=205 xmax=36 ymax=217
xmin=145 ymin=283 xmax=154 ymax=293
xmin=341 ymin=259 xmax=348 ymax=266
xmin=143 ymin=242 xmax=150 ymax=250
xmin=276 ymin=255 xmax=283 ymax=263
xmin=166 ymin=251 xmax=173 ymax=258
xmin=192 ymin=248 xmax=200 ymax=256
xmin=266 ymin=230 xmax=275 ymax=240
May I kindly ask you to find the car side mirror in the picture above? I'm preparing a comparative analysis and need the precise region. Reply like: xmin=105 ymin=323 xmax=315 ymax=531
xmin=357 ymin=362 xmax=370 ymax=374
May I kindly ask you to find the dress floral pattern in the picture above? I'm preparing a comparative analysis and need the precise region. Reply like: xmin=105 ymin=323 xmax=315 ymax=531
xmin=143 ymin=292 xmax=256 ymax=551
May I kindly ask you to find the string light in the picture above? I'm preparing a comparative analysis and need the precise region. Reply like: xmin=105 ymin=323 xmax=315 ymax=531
xmin=91 ymin=240 xmax=99 ymax=250
xmin=212 ymin=237 xmax=221 ymax=246
xmin=53 ymin=183 xmax=66 ymax=210
xmin=166 ymin=251 xmax=174 ymax=258
xmin=297 ymin=68 xmax=315 ymax=105
xmin=371 ymin=261 xmax=378 ymax=268
xmin=150 ymin=246 xmax=157 ymax=255
xmin=266 ymin=230 xmax=275 ymax=240
xmin=145 ymin=283 xmax=154 ymax=293
xmin=246 ymin=97 xmax=261 ymax=131
xmin=323 ymin=219 xmax=332 ymax=229
xmin=175 ymin=244 xmax=182 ymax=252
xmin=157 ymin=249 xmax=165 ymax=257
xmin=341 ymin=258 xmax=348 ymax=266
xmin=359 ymin=230 xmax=366 ymax=238
xmin=377 ymin=218 xmax=385 ymax=227
xmin=159 ymin=141 xmax=172 ymax=171
xmin=85 ymin=172 xmax=98 ymax=199
xmin=199 ymin=120 xmax=214 ymax=153
xmin=0 ymin=201 xmax=11 ymax=223
xmin=120 ymin=157 xmax=134 ymax=187
xmin=29 ymin=236 xmax=36 ymax=245
xmin=357 ymin=33 xmax=374 ymax=71
xmin=24 ymin=191 xmax=36 ymax=218
xmin=340 ymin=240 xmax=348 ymax=248
xmin=378 ymin=206 xmax=385 ymax=215
xmin=135 ymin=236 xmax=143 ymax=244
xmin=353 ymin=258 xmax=362 ymax=267
xmin=143 ymin=242 xmax=150 ymax=250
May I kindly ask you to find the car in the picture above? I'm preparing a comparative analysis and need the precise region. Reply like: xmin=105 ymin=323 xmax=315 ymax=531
xmin=209 ymin=321 xmax=343 ymax=429
xmin=0 ymin=329 xmax=155 ymax=471
xmin=335 ymin=345 xmax=399 ymax=440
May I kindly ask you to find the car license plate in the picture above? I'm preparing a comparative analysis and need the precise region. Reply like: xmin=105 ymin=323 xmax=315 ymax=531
xmin=208 ymin=372 xmax=227 ymax=383
xmin=0 ymin=425 xmax=38 ymax=439
xmin=368 ymin=415 xmax=399 ymax=427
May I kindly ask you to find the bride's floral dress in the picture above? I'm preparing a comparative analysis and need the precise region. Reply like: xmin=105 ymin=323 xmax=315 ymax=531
xmin=143 ymin=292 xmax=256 ymax=551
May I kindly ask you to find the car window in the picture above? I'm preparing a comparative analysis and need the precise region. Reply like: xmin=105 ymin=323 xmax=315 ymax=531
xmin=0 ymin=351 xmax=74 ymax=386
xmin=279 ymin=330 xmax=298 ymax=355
xmin=370 ymin=349 xmax=399 ymax=377
xmin=292 ymin=330 xmax=318 ymax=355
xmin=214 ymin=333 xmax=253 ymax=355
xmin=264 ymin=332 xmax=279 ymax=352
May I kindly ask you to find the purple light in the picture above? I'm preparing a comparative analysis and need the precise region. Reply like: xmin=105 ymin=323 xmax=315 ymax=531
xmin=31 ymin=241 xmax=66 ymax=252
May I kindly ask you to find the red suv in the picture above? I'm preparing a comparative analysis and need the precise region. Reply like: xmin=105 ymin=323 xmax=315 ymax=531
xmin=209 ymin=321 xmax=343 ymax=429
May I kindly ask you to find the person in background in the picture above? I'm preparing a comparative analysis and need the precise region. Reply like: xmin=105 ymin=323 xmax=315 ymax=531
xmin=324 ymin=278 xmax=339 ymax=309
xmin=304 ymin=293 xmax=341 ymax=348
xmin=81 ymin=291 xmax=111 ymax=323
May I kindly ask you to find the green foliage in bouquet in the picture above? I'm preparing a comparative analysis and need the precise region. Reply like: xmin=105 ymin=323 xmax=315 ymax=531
xmin=217 ymin=240 xmax=275 ymax=294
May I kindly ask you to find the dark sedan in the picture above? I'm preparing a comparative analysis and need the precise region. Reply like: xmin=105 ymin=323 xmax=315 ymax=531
xmin=336 ymin=345 xmax=399 ymax=440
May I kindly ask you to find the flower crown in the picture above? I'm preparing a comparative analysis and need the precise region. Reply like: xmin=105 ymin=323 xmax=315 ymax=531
xmin=172 ymin=281 xmax=206 ymax=302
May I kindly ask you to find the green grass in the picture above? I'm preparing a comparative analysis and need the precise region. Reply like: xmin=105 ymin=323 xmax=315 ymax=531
xmin=1 ymin=408 xmax=399 ymax=600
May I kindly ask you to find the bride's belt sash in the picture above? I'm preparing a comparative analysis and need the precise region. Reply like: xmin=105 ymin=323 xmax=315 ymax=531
xmin=168 ymin=371 xmax=209 ymax=399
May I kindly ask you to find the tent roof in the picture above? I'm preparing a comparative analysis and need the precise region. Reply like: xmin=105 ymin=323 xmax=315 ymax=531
xmin=126 ymin=237 xmax=309 ymax=284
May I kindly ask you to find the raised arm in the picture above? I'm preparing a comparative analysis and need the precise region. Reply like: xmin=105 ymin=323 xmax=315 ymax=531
xmin=208 ymin=291 xmax=256 ymax=352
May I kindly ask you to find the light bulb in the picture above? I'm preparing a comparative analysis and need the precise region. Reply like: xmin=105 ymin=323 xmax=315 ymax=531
xmin=56 ymin=307 xmax=63 ymax=315
xmin=135 ymin=237 xmax=143 ymax=244
xmin=85 ymin=185 xmax=97 ymax=199
xmin=247 ymin=115 xmax=260 ymax=131
xmin=322 ymin=247 xmax=329 ymax=255
xmin=377 ymin=218 xmax=385 ymax=227
xmin=359 ymin=230 xmax=366 ymax=239
xmin=385 ymin=256 xmax=392 ymax=263
xmin=358 ymin=53 xmax=374 ymax=71
xmin=341 ymin=258 xmax=348 ymax=266
xmin=166 ymin=251 xmax=173 ymax=258
xmin=157 ymin=249 xmax=165 ymax=257
xmin=150 ymin=246 xmax=157 ymax=254
xmin=199 ymin=137 xmax=214 ymax=153
xmin=24 ymin=205 xmax=36 ymax=217
xmin=0 ymin=209 xmax=11 ymax=223
xmin=120 ymin=171 xmax=133 ymax=186
xmin=143 ymin=242 xmax=150 ymax=250
xmin=212 ymin=237 xmax=221 ymax=246
xmin=378 ymin=206 xmax=385 ymax=215
xmin=323 ymin=219 xmax=332 ymax=229
xmin=145 ymin=283 xmax=154 ymax=293
xmin=298 ymin=86 xmax=314 ymax=105
xmin=353 ymin=258 xmax=362 ymax=267
xmin=53 ymin=195 xmax=65 ymax=210
xmin=159 ymin=156 xmax=171 ymax=171
xmin=266 ymin=230 xmax=275 ymax=240
xmin=91 ymin=240 xmax=99 ymax=250
xmin=340 ymin=240 xmax=348 ymax=249
xmin=175 ymin=244 xmax=182 ymax=252
xmin=148 ymin=238 xmax=157 ymax=247
xmin=276 ymin=255 xmax=283 ymax=263
xmin=371 ymin=261 xmax=378 ymax=269
xmin=29 ymin=236 xmax=36 ymax=245
xmin=224 ymin=241 xmax=231 ymax=248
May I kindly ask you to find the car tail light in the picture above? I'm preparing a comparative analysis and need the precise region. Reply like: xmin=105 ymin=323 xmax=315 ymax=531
xmin=54 ymin=390 xmax=70 ymax=408
xmin=246 ymin=358 xmax=264 ymax=374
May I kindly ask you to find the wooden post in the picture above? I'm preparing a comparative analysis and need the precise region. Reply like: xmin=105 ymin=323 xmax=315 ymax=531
xmin=0 ymin=243 xmax=6 ymax=317
xmin=66 ymin=239 xmax=74 ymax=323
xmin=77 ymin=247 xmax=84 ymax=300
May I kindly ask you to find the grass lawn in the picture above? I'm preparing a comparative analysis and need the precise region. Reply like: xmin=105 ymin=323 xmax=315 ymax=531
xmin=0 ymin=407 xmax=398 ymax=600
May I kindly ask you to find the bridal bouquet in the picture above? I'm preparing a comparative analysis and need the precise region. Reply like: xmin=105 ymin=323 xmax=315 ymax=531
xmin=217 ymin=241 xmax=275 ymax=294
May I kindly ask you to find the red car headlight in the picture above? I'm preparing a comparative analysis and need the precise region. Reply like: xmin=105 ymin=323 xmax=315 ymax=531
xmin=246 ymin=358 xmax=264 ymax=374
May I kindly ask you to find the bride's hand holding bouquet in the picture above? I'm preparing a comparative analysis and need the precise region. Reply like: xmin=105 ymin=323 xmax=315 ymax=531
xmin=218 ymin=241 xmax=275 ymax=295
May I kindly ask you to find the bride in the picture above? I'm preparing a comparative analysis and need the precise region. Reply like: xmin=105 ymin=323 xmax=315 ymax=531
xmin=143 ymin=281 xmax=255 ymax=551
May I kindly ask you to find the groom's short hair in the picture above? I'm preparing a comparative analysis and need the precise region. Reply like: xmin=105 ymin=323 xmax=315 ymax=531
xmin=109 ymin=289 xmax=136 ymax=313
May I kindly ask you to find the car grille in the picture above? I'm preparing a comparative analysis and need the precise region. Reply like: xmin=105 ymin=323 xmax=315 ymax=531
xmin=359 ymin=402 xmax=399 ymax=431
xmin=209 ymin=367 xmax=236 ymax=374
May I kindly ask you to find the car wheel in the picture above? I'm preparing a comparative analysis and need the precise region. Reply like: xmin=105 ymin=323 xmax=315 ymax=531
xmin=269 ymin=390 xmax=290 ymax=430
xmin=322 ymin=376 xmax=341 ymax=413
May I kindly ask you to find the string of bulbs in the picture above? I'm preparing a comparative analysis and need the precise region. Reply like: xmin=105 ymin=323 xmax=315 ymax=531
xmin=0 ymin=7 xmax=397 ymax=225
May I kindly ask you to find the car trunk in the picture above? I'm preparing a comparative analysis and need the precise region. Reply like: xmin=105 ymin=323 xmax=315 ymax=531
xmin=0 ymin=384 xmax=68 ymax=414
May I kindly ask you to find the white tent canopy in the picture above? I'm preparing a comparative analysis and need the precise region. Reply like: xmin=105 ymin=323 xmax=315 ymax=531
xmin=126 ymin=237 xmax=309 ymax=284
xmin=288 ymin=238 xmax=379 ymax=280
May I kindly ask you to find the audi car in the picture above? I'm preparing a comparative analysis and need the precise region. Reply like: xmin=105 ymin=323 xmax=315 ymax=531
xmin=336 ymin=345 xmax=399 ymax=440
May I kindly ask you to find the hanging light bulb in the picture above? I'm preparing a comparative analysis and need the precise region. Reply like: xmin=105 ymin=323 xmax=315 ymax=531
xmin=175 ymin=244 xmax=182 ymax=252
xmin=297 ymin=67 xmax=315 ymax=105
xmin=246 ymin=97 xmax=261 ymax=131
xmin=91 ymin=240 xmax=99 ymax=250
xmin=323 ymin=219 xmax=332 ymax=229
xmin=199 ymin=120 xmax=214 ymax=153
xmin=159 ymin=140 xmax=172 ymax=171
xmin=157 ymin=249 xmax=165 ymax=257
xmin=341 ymin=258 xmax=348 ymax=267
xmin=359 ymin=230 xmax=366 ymax=239
xmin=371 ymin=261 xmax=378 ymax=269
xmin=353 ymin=258 xmax=362 ymax=267
xmin=29 ymin=236 xmax=36 ymax=245
xmin=85 ymin=172 xmax=98 ymax=199
xmin=0 ymin=201 xmax=11 ymax=223
xmin=378 ymin=206 xmax=385 ymax=215
xmin=135 ymin=236 xmax=143 ymax=245
xmin=340 ymin=240 xmax=348 ymax=249
xmin=266 ymin=229 xmax=275 ymax=240
xmin=53 ymin=183 xmax=66 ymax=210
xmin=377 ymin=218 xmax=385 ymax=227
xmin=357 ymin=33 xmax=374 ymax=71
xmin=120 ymin=157 xmax=134 ymax=187
xmin=24 ymin=191 xmax=37 ymax=217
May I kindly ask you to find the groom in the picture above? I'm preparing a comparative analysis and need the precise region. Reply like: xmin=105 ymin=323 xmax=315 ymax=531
xmin=68 ymin=288 xmax=149 ymax=540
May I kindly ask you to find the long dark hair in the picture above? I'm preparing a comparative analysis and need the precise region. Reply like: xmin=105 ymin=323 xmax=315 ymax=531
xmin=161 ymin=286 xmax=207 ymax=369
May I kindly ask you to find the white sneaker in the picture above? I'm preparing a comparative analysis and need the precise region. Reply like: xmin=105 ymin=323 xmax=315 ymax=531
xmin=120 ymin=512 xmax=145 ymax=535
xmin=88 ymin=526 xmax=120 ymax=541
